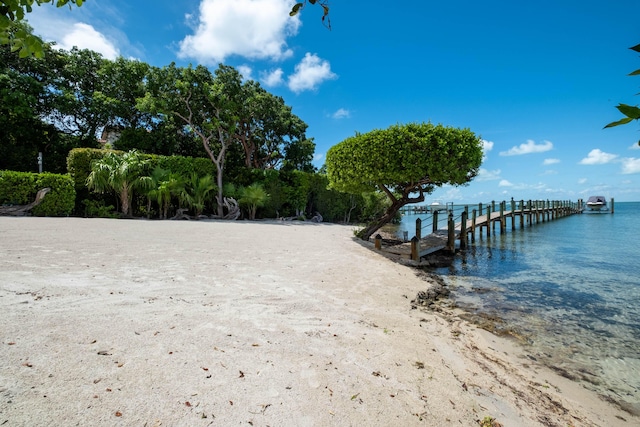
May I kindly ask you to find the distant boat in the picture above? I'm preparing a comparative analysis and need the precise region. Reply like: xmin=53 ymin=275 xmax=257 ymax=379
xmin=429 ymin=201 xmax=447 ymax=212
xmin=586 ymin=196 xmax=607 ymax=211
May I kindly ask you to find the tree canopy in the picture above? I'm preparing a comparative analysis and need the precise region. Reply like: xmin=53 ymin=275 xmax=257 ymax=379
xmin=326 ymin=122 xmax=483 ymax=240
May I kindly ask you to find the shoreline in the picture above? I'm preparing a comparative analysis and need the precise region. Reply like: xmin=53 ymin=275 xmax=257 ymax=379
xmin=0 ymin=217 xmax=637 ymax=426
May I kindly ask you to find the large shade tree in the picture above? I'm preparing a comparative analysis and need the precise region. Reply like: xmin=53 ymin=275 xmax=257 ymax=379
xmin=326 ymin=122 xmax=483 ymax=241
xmin=234 ymin=80 xmax=312 ymax=171
xmin=139 ymin=63 xmax=241 ymax=217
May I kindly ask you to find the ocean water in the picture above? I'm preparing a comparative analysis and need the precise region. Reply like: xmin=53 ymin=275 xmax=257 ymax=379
xmin=398 ymin=202 xmax=640 ymax=410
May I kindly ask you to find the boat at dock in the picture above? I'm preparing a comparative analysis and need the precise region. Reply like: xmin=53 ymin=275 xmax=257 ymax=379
xmin=585 ymin=196 xmax=608 ymax=212
xmin=428 ymin=201 xmax=447 ymax=212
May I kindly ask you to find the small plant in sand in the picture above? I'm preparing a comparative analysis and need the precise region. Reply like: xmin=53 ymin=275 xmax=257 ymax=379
xmin=239 ymin=183 xmax=270 ymax=220
xmin=479 ymin=415 xmax=503 ymax=427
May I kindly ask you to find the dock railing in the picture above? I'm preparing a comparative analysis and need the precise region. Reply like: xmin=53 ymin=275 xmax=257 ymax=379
xmin=405 ymin=199 xmax=584 ymax=261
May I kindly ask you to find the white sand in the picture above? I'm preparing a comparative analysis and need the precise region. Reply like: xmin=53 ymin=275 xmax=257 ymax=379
xmin=0 ymin=217 xmax=636 ymax=426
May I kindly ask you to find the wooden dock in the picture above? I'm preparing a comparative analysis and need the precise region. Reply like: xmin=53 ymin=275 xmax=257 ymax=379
xmin=379 ymin=199 xmax=593 ymax=262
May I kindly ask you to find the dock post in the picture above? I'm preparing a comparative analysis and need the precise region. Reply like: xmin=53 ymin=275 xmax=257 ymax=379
xmin=499 ymin=201 xmax=506 ymax=233
xmin=510 ymin=198 xmax=516 ymax=230
xmin=446 ymin=212 xmax=455 ymax=253
xmin=411 ymin=236 xmax=420 ymax=261
xmin=491 ymin=201 xmax=496 ymax=232
xmin=460 ymin=210 xmax=468 ymax=249
xmin=486 ymin=204 xmax=492 ymax=237
xmin=432 ymin=211 xmax=438 ymax=233
xmin=471 ymin=209 xmax=477 ymax=242
xmin=519 ymin=200 xmax=525 ymax=228
xmin=415 ymin=218 xmax=422 ymax=240
xmin=611 ymin=198 xmax=615 ymax=214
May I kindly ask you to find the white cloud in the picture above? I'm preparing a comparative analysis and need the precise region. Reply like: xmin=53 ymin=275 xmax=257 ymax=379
xmin=543 ymin=158 xmax=560 ymax=165
xmin=481 ymin=139 xmax=494 ymax=160
xmin=260 ymin=68 xmax=284 ymax=87
xmin=476 ymin=168 xmax=501 ymax=181
xmin=237 ymin=65 xmax=253 ymax=80
xmin=499 ymin=139 xmax=553 ymax=156
xmin=498 ymin=179 xmax=514 ymax=187
xmin=578 ymin=178 xmax=587 ymax=184
xmin=629 ymin=143 xmax=640 ymax=150
xmin=178 ymin=0 xmax=300 ymax=64
xmin=313 ymin=153 xmax=324 ymax=163
xmin=56 ymin=23 xmax=120 ymax=59
xmin=331 ymin=108 xmax=350 ymax=119
xmin=621 ymin=157 xmax=640 ymax=174
xmin=579 ymin=149 xmax=618 ymax=165
xmin=287 ymin=53 xmax=337 ymax=93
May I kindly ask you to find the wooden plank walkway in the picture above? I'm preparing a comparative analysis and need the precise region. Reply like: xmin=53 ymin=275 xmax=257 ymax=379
xmin=400 ymin=200 xmax=584 ymax=262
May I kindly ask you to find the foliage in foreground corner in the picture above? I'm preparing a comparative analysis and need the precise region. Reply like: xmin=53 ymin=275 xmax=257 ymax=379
xmin=604 ymin=43 xmax=640 ymax=146
xmin=1 ymin=1 xmax=84 ymax=58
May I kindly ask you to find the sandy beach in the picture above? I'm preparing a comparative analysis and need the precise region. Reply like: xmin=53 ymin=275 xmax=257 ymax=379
xmin=0 ymin=217 xmax=637 ymax=426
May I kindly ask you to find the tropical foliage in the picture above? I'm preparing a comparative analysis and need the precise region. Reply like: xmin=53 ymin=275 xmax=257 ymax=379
xmin=2 ymin=29 xmax=392 ymax=223
xmin=86 ymin=150 xmax=151 ymax=217
xmin=239 ymin=183 xmax=270 ymax=220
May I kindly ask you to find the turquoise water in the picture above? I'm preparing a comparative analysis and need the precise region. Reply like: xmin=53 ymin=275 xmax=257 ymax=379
xmin=399 ymin=202 xmax=640 ymax=410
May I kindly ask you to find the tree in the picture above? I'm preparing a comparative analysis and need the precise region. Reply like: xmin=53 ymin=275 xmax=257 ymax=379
xmin=86 ymin=150 xmax=151 ymax=216
xmin=235 ymin=80 xmax=311 ymax=170
xmin=138 ymin=63 xmax=241 ymax=217
xmin=51 ymin=47 xmax=111 ymax=143
xmin=326 ymin=122 xmax=483 ymax=241
xmin=1 ymin=0 xmax=83 ymax=58
xmin=0 ymin=32 xmax=81 ymax=173
xmin=605 ymin=43 xmax=640 ymax=146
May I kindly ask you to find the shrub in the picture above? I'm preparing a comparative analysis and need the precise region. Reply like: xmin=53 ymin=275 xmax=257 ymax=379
xmin=0 ymin=170 xmax=75 ymax=216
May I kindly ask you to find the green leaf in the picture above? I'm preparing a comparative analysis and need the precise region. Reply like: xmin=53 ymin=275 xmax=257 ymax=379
xmin=630 ymin=43 xmax=640 ymax=53
xmin=629 ymin=69 xmax=640 ymax=76
xmin=604 ymin=117 xmax=633 ymax=128
xmin=289 ymin=3 xmax=303 ymax=16
xmin=616 ymin=103 xmax=640 ymax=119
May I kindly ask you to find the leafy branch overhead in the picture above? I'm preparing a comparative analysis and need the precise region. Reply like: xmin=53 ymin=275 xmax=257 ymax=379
xmin=604 ymin=43 xmax=640 ymax=146
xmin=0 ymin=0 xmax=84 ymax=57
xmin=290 ymin=0 xmax=331 ymax=29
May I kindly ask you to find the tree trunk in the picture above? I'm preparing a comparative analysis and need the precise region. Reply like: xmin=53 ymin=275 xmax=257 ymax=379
xmin=120 ymin=187 xmax=130 ymax=216
xmin=359 ymin=198 xmax=413 ymax=241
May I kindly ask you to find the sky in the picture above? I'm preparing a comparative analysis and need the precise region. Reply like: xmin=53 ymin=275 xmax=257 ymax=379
xmin=24 ymin=0 xmax=640 ymax=203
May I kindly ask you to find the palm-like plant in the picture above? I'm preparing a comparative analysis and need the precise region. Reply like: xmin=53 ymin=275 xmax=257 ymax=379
xmin=146 ymin=167 xmax=185 ymax=219
xmin=86 ymin=150 xmax=150 ymax=216
xmin=182 ymin=173 xmax=216 ymax=217
xmin=239 ymin=183 xmax=270 ymax=220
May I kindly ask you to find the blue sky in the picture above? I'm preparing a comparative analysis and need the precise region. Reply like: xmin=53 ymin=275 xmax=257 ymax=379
xmin=25 ymin=0 xmax=640 ymax=202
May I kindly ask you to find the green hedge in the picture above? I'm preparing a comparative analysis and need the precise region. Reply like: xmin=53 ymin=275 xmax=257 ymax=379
xmin=0 ymin=170 xmax=76 ymax=216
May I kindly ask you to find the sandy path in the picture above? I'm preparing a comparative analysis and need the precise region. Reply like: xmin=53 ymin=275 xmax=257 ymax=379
xmin=0 ymin=217 xmax=636 ymax=426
